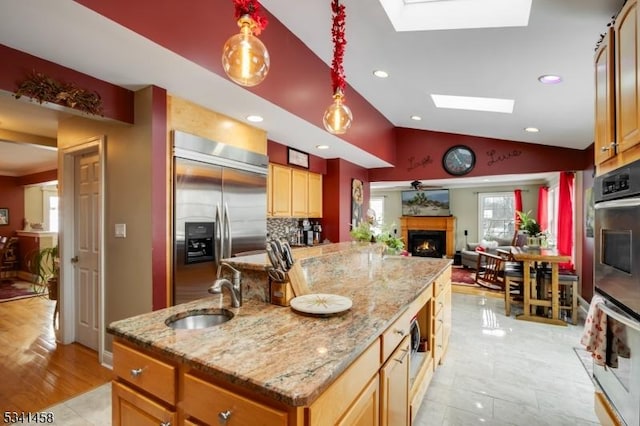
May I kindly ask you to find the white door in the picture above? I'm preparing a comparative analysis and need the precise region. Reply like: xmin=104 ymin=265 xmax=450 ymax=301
xmin=74 ymin=151 xmax=100 ymax=350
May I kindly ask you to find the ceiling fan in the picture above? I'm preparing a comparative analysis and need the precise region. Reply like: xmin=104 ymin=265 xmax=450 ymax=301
xmin=410 ymin=180 xmax=442 ymax=191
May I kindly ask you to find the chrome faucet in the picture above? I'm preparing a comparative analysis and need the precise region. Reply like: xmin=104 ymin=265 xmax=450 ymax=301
xmin=208 ymin=262 xmax=242 ymax=307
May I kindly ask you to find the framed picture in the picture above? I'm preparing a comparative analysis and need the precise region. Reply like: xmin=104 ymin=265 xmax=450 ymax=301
xmin=351 ymin=179 xmax=364 ymax=227
xmin=287 ymin=147 xmax=309 ymax=169
xmin=0 ymin=208 xmax=8 ymax=225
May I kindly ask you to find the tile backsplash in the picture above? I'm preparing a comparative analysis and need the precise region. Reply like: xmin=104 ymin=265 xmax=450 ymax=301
xmin=267 ymin=218 xmax=301 ymax=241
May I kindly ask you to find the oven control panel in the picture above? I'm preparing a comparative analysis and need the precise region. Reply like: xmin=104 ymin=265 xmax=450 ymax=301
xmin=602 ymin=172 xmax=629 ymax=196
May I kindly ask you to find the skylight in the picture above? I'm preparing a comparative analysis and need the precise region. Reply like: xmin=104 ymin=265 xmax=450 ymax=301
xmin=431 ymin=94 xmax=515 ymax=113
xmin=379 ymin=0 xmax=532 ymax=31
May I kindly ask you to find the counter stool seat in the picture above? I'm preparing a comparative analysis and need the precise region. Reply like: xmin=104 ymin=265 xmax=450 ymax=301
xmin=504 ymin=266 xmax=537 ymax=317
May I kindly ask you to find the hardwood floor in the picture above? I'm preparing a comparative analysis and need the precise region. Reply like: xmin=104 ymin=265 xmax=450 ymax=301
xmin=0 ymin=294 xmax=112 ymax=412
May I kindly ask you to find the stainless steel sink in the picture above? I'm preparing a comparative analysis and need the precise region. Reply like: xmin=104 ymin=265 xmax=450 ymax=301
xmin=165 ymin=309 xmax=234 ymax=330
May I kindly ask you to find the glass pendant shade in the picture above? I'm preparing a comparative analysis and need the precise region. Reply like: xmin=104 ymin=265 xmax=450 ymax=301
xmin=323 ymin=90 xmax=353 ymax=134
xmin=222 ymin=16 xmax=270 ymax=87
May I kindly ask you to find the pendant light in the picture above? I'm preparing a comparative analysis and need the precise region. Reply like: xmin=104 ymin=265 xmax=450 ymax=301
xmin=222 ymin=1 xmax=270 ymax=87
xmin=323 ymin=0 xmax=352 ymax=134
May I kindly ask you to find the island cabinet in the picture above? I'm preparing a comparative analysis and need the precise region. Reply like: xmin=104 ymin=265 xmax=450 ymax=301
xmin=433 ymin=266 xmax=452 ymax=367
xmin=596 ymin=0 xmax=640 ymax=175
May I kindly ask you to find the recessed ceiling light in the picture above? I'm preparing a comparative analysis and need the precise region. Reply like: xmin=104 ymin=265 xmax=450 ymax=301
xmin=538 ymin=75 xmax=562 ymax=84
xmin=316 ymin=144 xmax=330 ymax=150
xmin=524 ymin=127 xmax=539 ymax=133
xmin=246 ymin=115 xmax=263 ymax=123
xmin=431 ymin=94 xmax=515 ymax=114
xmin=410 ymin=115 xmax=422 ymax=121
xmin=373 ymin=70 xmax=389 ymax=78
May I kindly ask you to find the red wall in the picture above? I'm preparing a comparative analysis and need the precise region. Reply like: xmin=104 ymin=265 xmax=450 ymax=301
xmin=0 ymin=176 xmax=25 ymax=237
xmin=75 ymin=0 xmax=397 ymax=165
xmin=0 ymin=44 xmax=134 ymax=124
xmin=323 ymin=158 xmax=370 ymax=243
xmin=369 ymin=128 xmax=591 ymax=182
xmin=267 ymin=140 xmax=327 ymax=175
xmin=18 ymin=169 xmax=57 ymax=186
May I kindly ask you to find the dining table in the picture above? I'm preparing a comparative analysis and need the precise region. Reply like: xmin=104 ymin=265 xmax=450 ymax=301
xmin=510 ymin=246 xmax=571 ymax=326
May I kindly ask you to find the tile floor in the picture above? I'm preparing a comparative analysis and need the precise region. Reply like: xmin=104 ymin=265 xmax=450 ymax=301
xmin=35 ymin=292 xmax=596 ymax=425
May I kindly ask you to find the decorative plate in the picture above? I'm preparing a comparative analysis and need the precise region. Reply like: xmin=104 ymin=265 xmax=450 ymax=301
xmin=290 ymin=293 xmax=352 ymax=315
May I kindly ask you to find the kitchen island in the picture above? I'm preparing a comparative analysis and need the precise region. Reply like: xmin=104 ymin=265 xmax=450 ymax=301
xmin=108 ymin=242 xmax=452 ymax=425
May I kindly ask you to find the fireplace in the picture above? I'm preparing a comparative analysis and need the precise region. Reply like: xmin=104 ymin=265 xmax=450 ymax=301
xmin=409 ymin=230 xmax=446 ymax=258
xmin=400 ymin=216 xmax=456 ymax=258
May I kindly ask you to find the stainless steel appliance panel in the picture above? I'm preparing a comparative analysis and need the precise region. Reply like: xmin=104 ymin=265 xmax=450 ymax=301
xmin=173 ymin=158 xmax=222 ymax=305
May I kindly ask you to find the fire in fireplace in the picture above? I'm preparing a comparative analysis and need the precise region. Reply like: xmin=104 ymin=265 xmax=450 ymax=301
xmin=408 ymin=230 xmax=446 ymax=258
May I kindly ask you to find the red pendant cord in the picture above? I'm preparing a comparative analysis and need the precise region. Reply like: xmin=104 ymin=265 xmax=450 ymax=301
xmin=233 ymin=0 xmax=268 ymax=35
xmin=330 ymin=0 xmax=347 ymax=94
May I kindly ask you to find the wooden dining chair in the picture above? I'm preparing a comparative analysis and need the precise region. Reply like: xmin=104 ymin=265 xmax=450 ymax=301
xmin=0 ymin=237 xmax=18 ymax=282
xmin=474 ymin=251 xmax=506 ymax=291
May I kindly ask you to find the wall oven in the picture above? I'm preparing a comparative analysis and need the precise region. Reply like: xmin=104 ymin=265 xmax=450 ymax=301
xmin=593 ymin=160 xmax=640 ymax=426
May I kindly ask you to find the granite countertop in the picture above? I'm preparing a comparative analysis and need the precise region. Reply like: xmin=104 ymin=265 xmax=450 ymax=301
xmin=108 ymin=243 xmax=451 ymax=407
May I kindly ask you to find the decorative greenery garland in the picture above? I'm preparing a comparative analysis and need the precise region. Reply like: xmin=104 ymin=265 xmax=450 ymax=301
xmin=233 ymin=0 xmax=268 ymax=34
xmin=14 ymin=71 xmax=103 ymax=116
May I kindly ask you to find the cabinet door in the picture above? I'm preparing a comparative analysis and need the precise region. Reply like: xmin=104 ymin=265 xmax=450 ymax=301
xmin=308 ymin=172 xmax=323 ymax=218
xmin=380 ymin=336 xmax=410 ymax=426
xmin=595 ymin=28 xmax=616 ymax=165
xmin=270 ymin=164 xmax=292 ymax=217
xmin=615 ymin=0 xmax=640 ymax=153
xmin=267 ymin=164 xmax=273 ymax=216
xmin=112 ymin=381 xmax=176 ymax=426
xmin=291 ymin=168 xmax=309 ymax=217
xmin=338 ymin=376 xmax=380 ymax=426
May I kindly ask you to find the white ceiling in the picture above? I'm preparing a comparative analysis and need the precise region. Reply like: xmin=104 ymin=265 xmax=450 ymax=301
xmin=0 ymin=0 xmax=624 ymax=186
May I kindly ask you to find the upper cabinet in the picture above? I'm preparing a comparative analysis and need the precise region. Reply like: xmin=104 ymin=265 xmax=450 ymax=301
xmin=267 ymin=163 xmax=323 ymax=218
xmin=597 ymin=0 xmax=640 ymax=175
xmin=595 ymin=28 xmax=616 ymax=166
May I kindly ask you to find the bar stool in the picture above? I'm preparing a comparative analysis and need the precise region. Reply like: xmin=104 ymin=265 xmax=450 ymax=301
xmin=542 ymin=270 xmax=579 ymax=325
xmin=504 ymin=263 xmax=537 ymax=317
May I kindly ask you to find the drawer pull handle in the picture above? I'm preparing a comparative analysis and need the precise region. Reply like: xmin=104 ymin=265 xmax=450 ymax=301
xmin=394 ymin=348 xmax=410 ymax=364
xmin=130 ymin=368 xmax=143 ymax=378
xmin=160 ymin=422 xmax=171 ymax=426
xmin=218 ymin=410 xmax=232 ymax=424
xmin=438 ymin=319 xmax=443 ymax=324
xmin=394 ymin=329 xmax=405 ymax=336
xmin=438 ymin=302 xmax=444 ymax=308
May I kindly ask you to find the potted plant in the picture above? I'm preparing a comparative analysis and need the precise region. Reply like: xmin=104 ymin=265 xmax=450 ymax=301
xmin=350 ymin=221 xmax=375 ymax=243
xmin=375 ymin=224 xmax=405 ymax=255
xmin=516 ymin=210 xmax=542 ymax=246
xmin=30 ymin=245 xmax=59 ymax=300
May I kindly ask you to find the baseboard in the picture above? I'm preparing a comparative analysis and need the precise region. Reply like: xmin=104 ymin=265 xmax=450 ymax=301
xmin=101 ymin=350 xmax=113 ymax=370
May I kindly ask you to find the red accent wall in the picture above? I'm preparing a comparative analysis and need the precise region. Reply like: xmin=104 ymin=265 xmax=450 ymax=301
xmin=369 ymin=128 xmax=591 ymax=182
xmin=151 ymin=86 xmax=168 ymax=310
xmin=0 ymin=44 xmax=134 ymax=124
xmin=267 ymin=140 xmax=327 ymax=175
xmin=0 ymin=176 xmax=25 ymax=237
xmin=323 ymin=158 xmax=369 ymax=243
xmin=75 ymin=0 xmax=397 ymax=165
xmin=17 ymin=169 xmax=57 ymax=186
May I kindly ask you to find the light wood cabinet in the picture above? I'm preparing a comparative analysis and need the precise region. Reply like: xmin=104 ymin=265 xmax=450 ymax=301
xmin=267 ymin=163 xmax=323 ymax=218
xmin=112 ymin=381 xmax=177 ymax=426
xmin=595 ymin=28 xmax=616 ymax=166
xmin=291 ymin=168 xmax=308 ymax=217
xmin=597 ymin=0 xmax=640 ymax=175
xmin=269 ymin=163 xmax=292 ymax=217
xmin=308 ymin=172 xmax=323 ymax=218
xmin=433 ymin=267 xmax=452 ymax=367
xmin=338 ymin=376 xmax=380 ymax=426
xmin=380 ymin=336 xmax=410 ymax=426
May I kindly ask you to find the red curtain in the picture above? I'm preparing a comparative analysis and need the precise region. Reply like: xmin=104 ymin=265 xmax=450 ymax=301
xmin=537 ymin=186 xmax=549 ymax=232
xmin=514 ymin=189 xmax=523 ymax=229
xmin=557 ymin=172 xmax=575 ymax=270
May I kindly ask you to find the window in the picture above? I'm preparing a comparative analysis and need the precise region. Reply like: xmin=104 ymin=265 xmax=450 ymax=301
xmin=42 ymin=186 xmax=59 ymax=232
xmin=478 ymin=192 xmax=515 ymax=240
xmin=369 ymin=196 xmax=385 ymax=233
xmin=546 ymin=185 xmax=559 ymax=247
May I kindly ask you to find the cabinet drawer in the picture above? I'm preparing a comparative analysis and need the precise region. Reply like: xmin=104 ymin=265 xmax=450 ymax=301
xmin=381 ymin=308 xmax=413 ymax=362
xmin=183 ymin=373 xmax=288 ymax=426
xmin=434 ymin=267 xmax=451 ymax=298
xmin=113 ymin=341 xmax=177 ymax=405
xmin=112 ymin=381 xmax=176 ymax=426
xmin=433 ymin=325 xmax=445 ymax=365
xmin=435 ymin=286 xmax=447 ymax=316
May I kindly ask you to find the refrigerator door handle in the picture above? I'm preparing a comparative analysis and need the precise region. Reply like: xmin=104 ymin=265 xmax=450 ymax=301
xmin=224 ymin=202 xmax=232 ymax=259
xmin=215 ymin=204 xmax=222 ymax=266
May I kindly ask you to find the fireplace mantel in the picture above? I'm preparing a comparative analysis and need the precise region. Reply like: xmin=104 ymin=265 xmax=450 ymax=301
xmin=400 ymin=216 xmax=456 ymax=258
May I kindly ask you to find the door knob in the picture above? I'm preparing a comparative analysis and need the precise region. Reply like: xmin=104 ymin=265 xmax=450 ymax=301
xmin=70 ymin=256 xmax=79 ymax=263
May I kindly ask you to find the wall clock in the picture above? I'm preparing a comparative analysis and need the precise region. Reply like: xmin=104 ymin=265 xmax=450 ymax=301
xmin=442 ymin=145 xmax=475 ymax=176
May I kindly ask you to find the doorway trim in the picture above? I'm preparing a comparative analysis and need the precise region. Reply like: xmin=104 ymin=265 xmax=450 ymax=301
xmin=60 ymin=136 xmax=106 ymax=364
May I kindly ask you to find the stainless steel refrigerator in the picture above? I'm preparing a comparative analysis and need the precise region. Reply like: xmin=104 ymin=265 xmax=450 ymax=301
xmin=172 ymin=130 xmax=268 ymax=305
